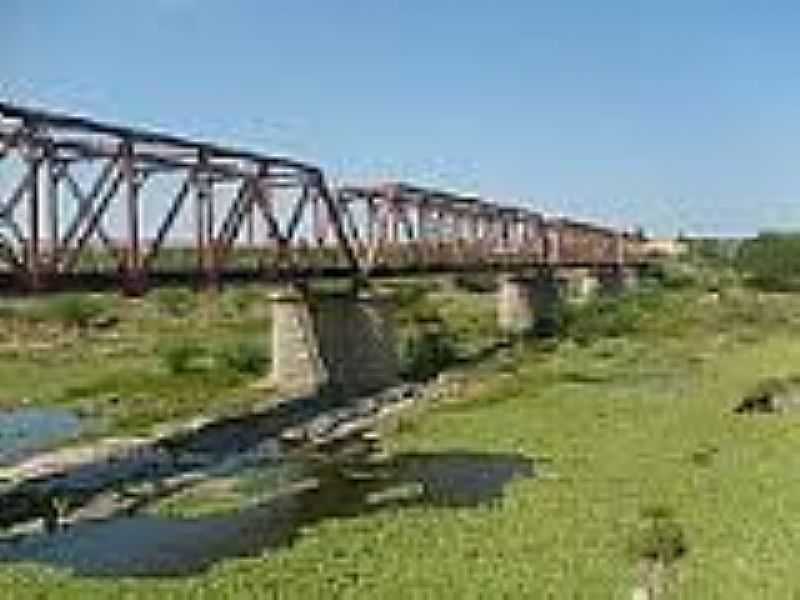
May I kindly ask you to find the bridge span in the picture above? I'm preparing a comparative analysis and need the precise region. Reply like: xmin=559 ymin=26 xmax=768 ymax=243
xmin=0 ymin=102 xmax=645 ymax=294
xmin=0 ymin=102 xmax=650 ymax=397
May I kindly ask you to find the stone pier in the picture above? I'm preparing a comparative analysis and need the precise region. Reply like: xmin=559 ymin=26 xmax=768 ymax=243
xmin=560 ymin=268 xmax=600 ymax=303
xmin=497 ymin=272 xmax=562 ymax=337
xmin=497 ymin=276 xmax=535 ymax=335
xmin=270 ymin=286 xmax=399 ymax=398
xmin=597 ymin=266 xmax=638 ymax=295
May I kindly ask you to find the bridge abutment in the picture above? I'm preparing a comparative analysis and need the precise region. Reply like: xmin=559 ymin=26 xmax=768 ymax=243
xmin=270 ymin=285 xmax=399 ymax=398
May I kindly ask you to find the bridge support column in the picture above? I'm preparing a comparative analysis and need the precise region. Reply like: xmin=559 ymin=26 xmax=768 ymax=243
xmin=597 ymin=266 xmax=638 ymax=295
xmin=560 ymin=268 xmax=599 ymax=303
xmin=497 ymin=272 xmax=562 ymax=337
xmin=270 ymin=286 xmax=398 ymax=398
xmin=498 ymin=276 xmax=534 ymax=335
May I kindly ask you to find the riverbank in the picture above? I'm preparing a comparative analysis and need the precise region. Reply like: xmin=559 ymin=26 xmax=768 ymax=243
xmin=3 ymin=285 xmax=800 ymax=597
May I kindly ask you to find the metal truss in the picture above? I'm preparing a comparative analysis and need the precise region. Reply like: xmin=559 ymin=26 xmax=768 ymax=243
xmin=0 ymin=102 xmax=645 ymax=293
xmin=337 ymin=183 xmax=641 ymax=273
xmin=0 ymin=102 xmax=356 ymax=292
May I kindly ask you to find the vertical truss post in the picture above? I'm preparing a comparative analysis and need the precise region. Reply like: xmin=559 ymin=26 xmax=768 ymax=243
xmin=26 ymin=156 xmax=41 ymax=287
xmin=246 ymin=199 xmax=255 ymax=247
xmin=205 ymin=167 xmax=217 ymax=287
xmin=194 ymin=151 xmax=209 ymax=277
xmin=367 ymin=196 xmax=376 ymax=249
xmin=122 ymin=141 xmax=142 ymax=292
xmin=312 ymin=188 xmax=322 ymax=246
xmin=246 ymin=196 xmax=255 ymax=252
xmin=46 ymin=153 xmax=60 ymax=270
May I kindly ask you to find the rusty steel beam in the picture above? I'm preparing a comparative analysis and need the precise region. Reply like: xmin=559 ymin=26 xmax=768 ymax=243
xmin=0 ymin=102 xmax=647 ymax=292
xmin=0 ymin=102 xmax=316 ymax=174
xmin=143 ymin=175 xmax=192 ymax=270
xmin=213 ymin=179 xmax=252 ymax=268
xmin=59 ymin=158 xmax=119 ymax=252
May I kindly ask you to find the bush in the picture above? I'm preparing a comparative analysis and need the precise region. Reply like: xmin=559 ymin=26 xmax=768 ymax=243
xmin=399 ymin=320 xmax=458 ymax=381
xmin=159 ymin=340 xmax=205 ymax=374
xmin=0 ymin=304 xmax=18 ymax=321
xmin=651 ymin=260 xmax=701 ymax=290
xmin=153 ymin=288 xmax=196 ymax=318
xmin=563 ymin=292 xmax=655 ymax=345
xmin=735 ymin=232 xmax=800 ymax=292
xmin=390 ymin=282 xmax=433 ymax=311
xmin=42 ymin=294 xmax=109 ymax=330
xmin=225 ymin=288 xmax=265 ymax=315
xmin=216 ymin=341 xmax=266 ymax=375
xmin=629 ymin=505 xmax=688 ymax=565
xmin=452 ymin=273 xmax=498 ymax=293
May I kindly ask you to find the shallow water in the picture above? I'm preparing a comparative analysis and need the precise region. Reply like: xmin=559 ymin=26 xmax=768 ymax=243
xmin=0 ymin=408 xmax=82 ymax=466
xmin=0 ymin=451 xmax=534 ymax=577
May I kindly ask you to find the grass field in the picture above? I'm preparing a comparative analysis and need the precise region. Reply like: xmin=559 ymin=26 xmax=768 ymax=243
xmin=2 ymin=279 xmax=800 ymax=597
xmin=0 ymin=286 xmax=274 ymax=434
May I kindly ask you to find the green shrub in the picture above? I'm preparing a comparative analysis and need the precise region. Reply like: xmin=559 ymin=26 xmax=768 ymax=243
xmin=735 ymin=232 xmax=800 ymax=292
xmin=42 ymin=294 xmax=109 ymax=330
xmin=159 ymin=340 xmax=205 ymax=374
xmin=153 ymin=287 xmax=196 ymax=318
xmin=563 ymin=292 xmax=655 ymax=345
xmin=391 ymin=283 xmax=433 ymax=311
xmin=452 ymin=273 xmax=498 ymax=293
xmin=225 ymin=288 xmax=265 ymax=315
xmin=399 ymin=320 xmax=458 ymax=381
xmin=629 ymin=504 xmax=688 ymax=565
xmin=653 ymin=260 xmax=701 ymax=290
xmin=216 ymin=341 xmax=266 ymax=375
xmin=0 ymin=303 xmax=18 ymax=321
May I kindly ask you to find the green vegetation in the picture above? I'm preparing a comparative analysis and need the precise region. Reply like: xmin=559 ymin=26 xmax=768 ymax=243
xmin=392 ymin=282 xmax=499 ymax=379
xmin=398 ymin=319 xmax=458 ymax=380
xmin=629 ymin=504 xmax=688 ymax=565
xmin=159 ymin=339 xmax=206 ymax=375
xmin=215 ymin=340 xmax=269 ymax=375
xmin=39 ymin=294 xmax=111 ymax=330
xmin=736 ymin=231 xmax=800 ymax=291
xmin=0 ymin=287 xmax=272 ymax=432
xmin=152 ymin=287 xmax=197 ymax=318
xmin=7 ymin=267 xmax=800 ymax=596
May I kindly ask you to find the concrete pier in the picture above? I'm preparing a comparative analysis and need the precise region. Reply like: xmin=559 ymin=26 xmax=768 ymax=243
xmin=597 ymin=266 xmax=638 ymax=295
xmin=560 ymin=268 xmax=600 ymax=303
xmin=497 ymin=276 xmax=535 ymax=335
xmin=270 ymin=286 xmax=398 ymax=398
xmin=497 ymin=272 xmax=562 ymax=337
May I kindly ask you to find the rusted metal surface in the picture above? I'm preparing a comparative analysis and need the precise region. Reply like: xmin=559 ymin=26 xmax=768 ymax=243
xmin=0 ymin=102 xmax=646 ymax=293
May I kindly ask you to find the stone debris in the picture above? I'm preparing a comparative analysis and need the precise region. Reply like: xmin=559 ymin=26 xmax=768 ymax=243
xmin=735 ymin=376 xmax=800 ymax=414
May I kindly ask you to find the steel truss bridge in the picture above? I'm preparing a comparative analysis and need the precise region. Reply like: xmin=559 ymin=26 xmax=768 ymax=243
xmin=0 ymin=102 xmax=646 ymax=294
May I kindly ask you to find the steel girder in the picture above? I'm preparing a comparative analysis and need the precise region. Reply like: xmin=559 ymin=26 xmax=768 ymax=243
xmin=0 ymin=102 xmax=646 ymax=293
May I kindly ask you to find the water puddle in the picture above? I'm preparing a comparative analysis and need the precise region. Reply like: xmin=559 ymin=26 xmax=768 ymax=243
xmin=0 ymin=451 xmax=534 ymax=577
xmin=0 ymin=408 xmax=82 ymax=466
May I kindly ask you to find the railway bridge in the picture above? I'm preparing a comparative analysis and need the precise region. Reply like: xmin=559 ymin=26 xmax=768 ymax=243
xmin=0 ymin=103 xmax=649 ymax=397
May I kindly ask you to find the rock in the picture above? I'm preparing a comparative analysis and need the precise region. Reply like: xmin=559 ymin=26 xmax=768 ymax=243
xmin=280 ymin=427 xmax=306 ymax=444
xmin=735 ymin=377 xmax=800 ymax=414
xmin=631 ymin=587 xmax=650 ymax=600
xmin=361 ymin=430 xmax=381 ymax=442
xmin=90 ymin=315 xmax=119 ymax=330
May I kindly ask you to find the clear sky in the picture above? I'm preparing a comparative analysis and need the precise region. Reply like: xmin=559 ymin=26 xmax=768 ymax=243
xmin=4 ymin=1 xmax=800 ymax=236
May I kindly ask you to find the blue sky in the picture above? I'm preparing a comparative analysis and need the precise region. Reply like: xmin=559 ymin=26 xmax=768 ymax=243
xmin=4 ymin=1 xmax=800 ymax=236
